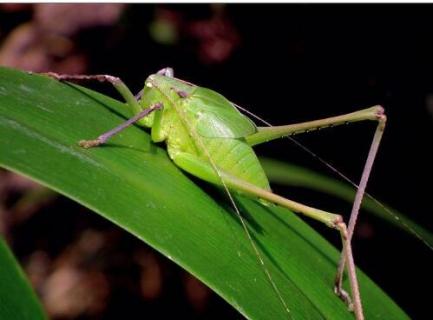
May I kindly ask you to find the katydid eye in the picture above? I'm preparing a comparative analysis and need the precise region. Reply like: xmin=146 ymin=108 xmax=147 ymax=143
xmin=177 ymin=90 xmax=188 ymax=98
xmin=171 ymin=87 xmax=188 ymax=98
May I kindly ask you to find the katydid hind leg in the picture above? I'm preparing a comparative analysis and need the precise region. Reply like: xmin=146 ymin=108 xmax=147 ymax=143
xmin=241 ymin=104 xmax=387 ymax=311
xmin=334 ymin=110 xmax=387 ymax=304
xmin=245 ymin=105 xmax=385 ymax=147
xmin=173 ymin=151 xmax=365 ymax=319
xmin=239 ymin=103 xmax=419 ymax=253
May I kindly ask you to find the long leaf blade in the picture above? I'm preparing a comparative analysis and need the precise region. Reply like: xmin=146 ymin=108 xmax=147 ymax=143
xmin=0 ymin=67 xmax=408 ymax=319
xmin=0 ymin=237 xmax=46 ymax=320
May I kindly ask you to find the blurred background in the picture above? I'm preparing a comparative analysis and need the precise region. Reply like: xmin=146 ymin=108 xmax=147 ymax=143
xmin=0 ymin=3 xmax=432 ymax=319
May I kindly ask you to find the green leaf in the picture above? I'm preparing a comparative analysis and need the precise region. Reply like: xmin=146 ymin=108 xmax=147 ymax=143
xmin=260 ymin=157 xmax=433 ymax=248
xmin=0 ymin=67 xmax=408 ymax=319
xmin=0 ymin=237 xmax=46 ymax=320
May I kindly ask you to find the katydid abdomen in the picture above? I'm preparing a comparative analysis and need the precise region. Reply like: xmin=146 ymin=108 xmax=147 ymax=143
xmin=171 ymin=136 xmax=271 ymax=192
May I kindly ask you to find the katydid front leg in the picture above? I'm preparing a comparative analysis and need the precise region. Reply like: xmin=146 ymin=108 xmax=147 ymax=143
xmin=246 ymin=105 xmax=387 ymax=312
xmin=42 ymin=72 xmax=144 ymax=116
xmin=79 ymin=103 xmax=163 ymax=148
xmin=41 ymin=67 xmax=173 ymax=116
xmin=41 ymin=72 xmax=164 ymax=147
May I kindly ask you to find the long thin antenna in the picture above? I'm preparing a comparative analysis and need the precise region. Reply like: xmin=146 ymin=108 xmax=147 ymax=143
xmin=233 ymin=102 xmax=432 ymax=250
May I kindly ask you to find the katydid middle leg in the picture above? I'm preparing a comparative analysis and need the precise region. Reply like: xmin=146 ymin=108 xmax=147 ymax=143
xmin=246 ymin=105 xmax=387 ymax=309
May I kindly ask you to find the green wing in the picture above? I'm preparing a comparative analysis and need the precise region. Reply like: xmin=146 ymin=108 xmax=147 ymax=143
xmin=185 ymin=87 xmax=257 ymax=138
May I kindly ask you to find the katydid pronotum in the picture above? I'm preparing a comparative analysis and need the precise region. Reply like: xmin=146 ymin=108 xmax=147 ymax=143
xmin=43 ymin=67 xmax=387 ymax=320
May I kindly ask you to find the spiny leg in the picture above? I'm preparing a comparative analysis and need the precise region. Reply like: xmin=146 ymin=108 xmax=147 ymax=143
xmin=41 ymin=72 xmax=144 ymax=116
xmin=245 ymin=105 xmax=387 ymax=310
xmin=40 ymin=72 xmax=164 ymax=148
xmin=334 ymin=111 xmax=386 ymax=305
xmin=172 ymin=151 xmax=365 ymax=320
xmin=246 ymin=105 xmax=385 ymax=146
xmin=79 ymin=103 xmax=163 ymax=148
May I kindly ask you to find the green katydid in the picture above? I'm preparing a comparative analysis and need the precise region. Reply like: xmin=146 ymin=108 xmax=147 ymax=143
xmin=42 ymin=67 xmax=387 ymax=320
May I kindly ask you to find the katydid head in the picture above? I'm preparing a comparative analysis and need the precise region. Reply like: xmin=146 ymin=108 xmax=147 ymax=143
xmin=137 ymin=72 xmax=197 ymax=129
xmin=145 ymin=73 xmax=196 ymax=100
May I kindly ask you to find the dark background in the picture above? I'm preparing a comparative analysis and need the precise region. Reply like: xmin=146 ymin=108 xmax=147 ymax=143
xmin=0 ymin=4 xmax=432 ymax=319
